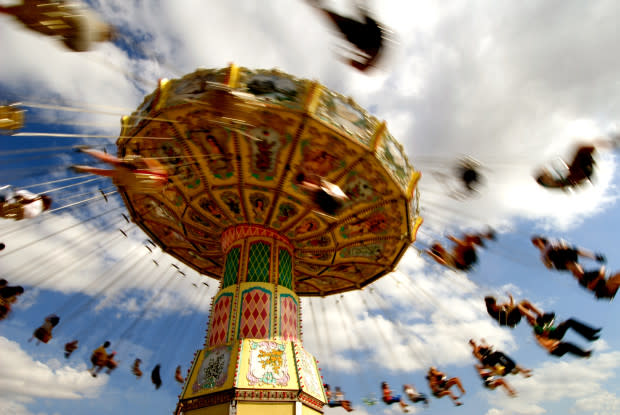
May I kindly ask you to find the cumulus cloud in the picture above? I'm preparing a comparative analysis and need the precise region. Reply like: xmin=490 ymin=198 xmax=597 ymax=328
xmin=484 ymin=351 xmax=620 ymax=415
xmin=0 ymin=401 xmax=39 ymax=415
xmin=303 ymin=250 xmax=515 ymax=373
xmin=0 ymin=336 xmax=107 ymax=412
xmin=0 ymin=212 xmax=213 ymax=316
xmin=573 ymin=392 xmax=620 ymax=415
xmin=0 ymin=22 xmax=142 ymax=137
xmin=357 ymin=0 xmax=620 ymax=231
xmin=2 ymin=0 xmax=618 ymax=233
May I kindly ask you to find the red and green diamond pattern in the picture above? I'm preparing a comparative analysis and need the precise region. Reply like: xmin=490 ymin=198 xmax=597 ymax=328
xmin=239 ymin=288 xmax=271 ymax=338
xmin=208 ymin=294 xmax=233 ymax=346
xmin=279 ymin=295 xmax=298 ymax=341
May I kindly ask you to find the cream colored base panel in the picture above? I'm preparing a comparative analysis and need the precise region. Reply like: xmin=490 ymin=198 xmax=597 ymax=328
xmin=182 ymin=403 xmax=230 ymax=415
xmin=237 ymin=402 xmax=294 ymax=415
xmin=301 ymin=404 xmax=322 ymax=415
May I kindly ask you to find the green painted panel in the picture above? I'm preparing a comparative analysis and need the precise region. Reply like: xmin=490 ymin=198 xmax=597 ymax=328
xmin=223 ymin=247 xmax=241 ymax=287
xmin=278 ymin=249 xmax=292 ymax=289
xmin=247 ymin=242 xmax=270 ymax=283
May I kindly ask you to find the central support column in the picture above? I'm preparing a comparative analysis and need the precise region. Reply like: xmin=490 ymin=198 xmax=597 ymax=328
xmin=176 ymin=225 xmax=326 ymax=415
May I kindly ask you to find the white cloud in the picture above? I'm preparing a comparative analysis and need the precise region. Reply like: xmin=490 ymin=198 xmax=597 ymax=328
xmin=1 ymin=212 xmax=214 ymax=316
xmin=485 ymin=351 xmax=620 ymax=415
xmin=573 ymin=391 xmax=620 ymax=415
xmin=368 ymin=0 xmax=620 ymax=231
xmin=0 ymin=336 xmax=107 ymax=413
xmin=0 ymin=21 xmax=142 ymax=135
xmin=2 ymin=0 xmax=618 ymax=233
xmin=0 ymin=401 xmax=38 ymax=415
xmin=303 ymin=250 xmax=515 ymax=373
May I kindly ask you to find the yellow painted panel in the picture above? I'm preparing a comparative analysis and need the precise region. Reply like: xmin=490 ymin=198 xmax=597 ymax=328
xmin=182 ymin=342 xmax=239 ymax=400
xmin=284 ymin=119 xmax=366 ymax=201
xmin=235 ymin=67 xmax=309 ymax=112
xmin=185 ymin=127 xmax=238 ymax=189
xmin=314 ymin=89 xmax=378 ymax=147
xmin=276 ymin=285 xmax=297 ymax=300
xmin=239 ymin=110 xmax=302 ymax=189
xmin=336 ymin=201 xmax=409 ymax=244
xmin=217 ymin=285 xmax=238 ymax=297
xmin=292 ymin=342 xmax=326 ymax=403
xmin=236 ymin=339 xmax=299 ymax=390
xmin=184 ymin=403 xmax=229 ymax=415
xmin=237 ymin=402 xmax=294 ymax=415
xmin=376 ymin=129 xmax=413 ymax=192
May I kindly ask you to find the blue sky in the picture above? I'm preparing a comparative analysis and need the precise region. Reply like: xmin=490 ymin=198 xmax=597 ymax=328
xmin=1 ymin=1 xmax=620 ymax=414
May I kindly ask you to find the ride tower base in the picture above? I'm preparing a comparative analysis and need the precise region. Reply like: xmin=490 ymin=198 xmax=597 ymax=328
xmin=177 ymin=338 xmax=325 ymax=415
xmin=175 ymin=227 xmax=326 ymax=414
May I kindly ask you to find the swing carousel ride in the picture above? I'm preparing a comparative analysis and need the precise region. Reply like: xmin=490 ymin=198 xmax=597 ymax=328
xmin=114 ymin=64 xmax=421 ymax=414
xmin=2 ymin=1 xmax=618 ymax=415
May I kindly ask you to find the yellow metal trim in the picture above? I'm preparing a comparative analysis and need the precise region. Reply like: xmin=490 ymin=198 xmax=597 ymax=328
xmin=228 ymin=64 xmax=240 ymax=88
xmin=16 ymin=109 xmax=24 ymax=126
xmin=154 ymin=78 xmax=170 ymax=111
xmin=411 ymin=216 xmax=423 ymax=242
xmin=304 ymin=81 xmax=323 ymax=114
xmin=120 ymin=115 xmax=131 ymax=139
xmin=407 ymin=171 xmax=421 ymax=199
xmin=371 ymin=121 xmax=387 ymax=151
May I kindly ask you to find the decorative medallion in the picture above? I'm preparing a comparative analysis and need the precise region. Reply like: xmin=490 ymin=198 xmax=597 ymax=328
xmin=248 ymin=192 xmax=270 ymax=222
xmin=192 ymin=345 xmax=232 ymax=392
xmin=246 ymin=340 xmax=290 ymax=387
xmin=270 ymin=201 xmax=299 ymax=229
